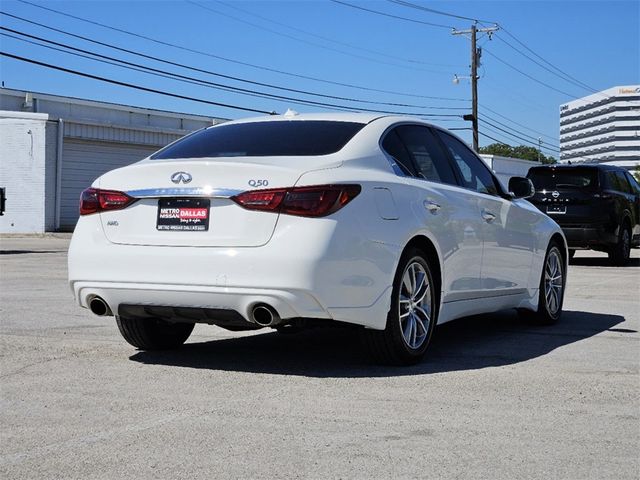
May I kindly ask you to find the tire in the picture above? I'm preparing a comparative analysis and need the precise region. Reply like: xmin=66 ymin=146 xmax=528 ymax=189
xmin=116 ymin=317 xmax=194 ymax=350
xmin=521 ymin=242 xmax=566 ymax=325
xmin=608 ymin=224 xmax=631 ymax=266
xmin=362 ymin=248 xmax=437 ymax=365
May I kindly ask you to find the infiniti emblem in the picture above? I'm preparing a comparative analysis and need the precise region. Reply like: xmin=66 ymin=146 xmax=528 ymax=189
xmin=551 ymin=190 xmax=560 ymax=198
xmin=171 ymin=171 xmax=192 ymax=184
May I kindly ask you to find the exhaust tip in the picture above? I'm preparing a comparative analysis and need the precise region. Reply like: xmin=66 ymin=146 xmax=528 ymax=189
xmin=251 ymin=304 xmax=280 ymax=327
xmin=89 ymin=296 xmax=112 ymax=317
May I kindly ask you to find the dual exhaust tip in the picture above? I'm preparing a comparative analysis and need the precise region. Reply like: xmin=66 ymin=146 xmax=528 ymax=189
xmin=88 ymin=296 xmax=281 ymax=328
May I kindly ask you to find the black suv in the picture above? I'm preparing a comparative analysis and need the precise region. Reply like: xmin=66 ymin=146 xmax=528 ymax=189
xmin=527 ymin=164 xmax=640 ymax=265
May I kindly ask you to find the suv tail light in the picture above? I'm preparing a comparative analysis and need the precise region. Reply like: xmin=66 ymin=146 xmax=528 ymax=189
xmin=232 ymin=184 xmax=361 ymax=217
xmin=79 ymin=188 xmax=135 ymax=215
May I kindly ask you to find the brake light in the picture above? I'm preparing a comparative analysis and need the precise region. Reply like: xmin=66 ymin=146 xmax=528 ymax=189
xmin=231 ymin=184 xmax=361 ymax=217
xmin=79 ymin=188 xmax=135 ymax=215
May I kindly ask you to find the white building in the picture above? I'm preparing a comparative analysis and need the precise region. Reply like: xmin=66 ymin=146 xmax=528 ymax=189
xmin=0 ymin=88 xmax=226 ymax=233
xmin=479 ymin=154 xmax=539 ymax=188
xmin=559 ymin=85 xmax=640 ymax=167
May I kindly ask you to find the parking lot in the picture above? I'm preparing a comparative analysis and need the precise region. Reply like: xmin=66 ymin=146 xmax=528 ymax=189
xmin=1 ymin=235 xmax=638 ymax=479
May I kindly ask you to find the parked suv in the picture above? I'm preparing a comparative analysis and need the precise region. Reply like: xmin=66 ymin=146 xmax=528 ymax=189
xmin=527 ymin=164 xmax=640 ymax=265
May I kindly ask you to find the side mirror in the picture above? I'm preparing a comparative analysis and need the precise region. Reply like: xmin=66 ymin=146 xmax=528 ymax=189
xmin=509 ymin=177 xmax=535 ymax=199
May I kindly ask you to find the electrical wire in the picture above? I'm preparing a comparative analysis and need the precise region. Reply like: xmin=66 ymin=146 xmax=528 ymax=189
xmin=209 ymin=0 xmax=462 ymax=68
xmin=0 ymin=51 xmax=275 ymax=115
xmin=1 ymin=30 xmax=466 ymax=117
xmin=479 ymin=110 xmax=559 ymax=149
xmin=0 ymin=12 xmax=468 ymax=110
xmin=387 ymin=0 xmax=496 ymax=24
xmin=497 ymin=25 xmax=601 ymax=94
xmin=478 ymin=130 xmax=510 ymax=146
xmin=479 ymin=103 xmax=559 ymax=143
xmin=14 ymin=0 xmax=467 ymax=102
xmin=188 ymin=1 xmax=451 ymax=74
xmin=0 ymin=22 xmax=466 ymax=114
xmin=482 ymin=48 xmax=581 ymax=98
xmin=479 ymin=118 xmax=560 ymax=155
xmin=329 ymin=0 xmax=453 ymax=29
xmin=490 ymin=34 xmax=605 ymax=97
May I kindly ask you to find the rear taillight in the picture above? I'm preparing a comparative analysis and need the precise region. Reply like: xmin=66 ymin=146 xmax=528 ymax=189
xmin=231 ymin=184 xmax=361 ymax=217
xmin=79 ymin=188 xmax=135 ymax=215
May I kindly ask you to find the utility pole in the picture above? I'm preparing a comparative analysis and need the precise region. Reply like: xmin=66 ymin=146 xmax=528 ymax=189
xmin=452 ymin=24 xmax=499 ymax=152
xmin=538 ymin=137 xmax=542 ymax=162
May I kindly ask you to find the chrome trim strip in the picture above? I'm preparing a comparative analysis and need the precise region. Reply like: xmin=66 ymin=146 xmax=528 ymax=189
xmin=126 ymin=187 xmax=243 ymax=198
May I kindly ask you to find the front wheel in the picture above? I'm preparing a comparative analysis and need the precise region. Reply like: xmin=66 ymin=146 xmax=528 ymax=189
xmin=521 ymin=242 xmax=565 ymax=325
xmin=362 ymin=249 xmax=437 ymax=365
xmin=116 ymin=317 xmax=194 ymax=350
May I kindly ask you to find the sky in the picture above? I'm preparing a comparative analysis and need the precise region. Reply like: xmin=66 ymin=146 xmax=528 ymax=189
xmin=0 ymin=0 xmax=638 ymax=158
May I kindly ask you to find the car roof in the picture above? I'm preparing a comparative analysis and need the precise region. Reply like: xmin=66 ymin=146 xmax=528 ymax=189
xmin=530 ymin=164 xmax=627 ymax=171
xmin=208 ymin=112 xmax=443 ymax=129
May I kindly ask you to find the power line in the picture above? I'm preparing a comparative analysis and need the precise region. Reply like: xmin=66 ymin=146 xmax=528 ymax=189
xmin=482 ymin=47 xmax=581 ymax=98
xmin=0 ymin=12 xmax=467 ymax=112
xmin=14 ymin=0 xmax=467 ymax=102
xmin=0 ymin=29 xmax=463 ymax=117
xmin=0 ymin=51 xmax=274 ymax=115
xmin=478 ymin=129 xmax=510 ymax=146
xmin=329 ymin=0 xmax=453 ymax=29
xmin=211 ymin=0 xmax=462 ymax=68
xmin=188 ymin=0 xmax=451 ymax=74
xmin=491 ymin=33 xmax=602 ymax=96
xmin=478 ymin=110 xmax=559 ymax=150
xmin=387 ymin=0 xmax=495 ymax=24
xmin=478 ymin=104 xmax=558 ymax=143
xmin=497 ymin=25 xmax=601 ymax=94
xmin=479 ymin=118 xmax=560 ymax=155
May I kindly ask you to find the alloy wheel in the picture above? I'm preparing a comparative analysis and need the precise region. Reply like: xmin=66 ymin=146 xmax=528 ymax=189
xmin=398 ymin=261 xmax=432 ymax=350
xmin=544 ymin=249 xmax=563 ymax=316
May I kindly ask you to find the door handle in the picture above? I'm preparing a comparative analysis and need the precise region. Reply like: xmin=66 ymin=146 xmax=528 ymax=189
xmin=481 ymin=209 xmax=496 ymax=222
xmin=424 ymin=200 xmax=441 ymax=214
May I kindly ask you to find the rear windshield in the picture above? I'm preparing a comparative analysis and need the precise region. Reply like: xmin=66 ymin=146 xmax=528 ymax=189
xmin=151 ymin=121 xmax=366 ymax=159
xmin=528 ymin=168 xmax=599 ymax=190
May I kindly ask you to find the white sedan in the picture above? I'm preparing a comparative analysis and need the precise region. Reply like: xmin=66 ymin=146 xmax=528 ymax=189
xmin=68 ymin=112 xmax=567 ymax=365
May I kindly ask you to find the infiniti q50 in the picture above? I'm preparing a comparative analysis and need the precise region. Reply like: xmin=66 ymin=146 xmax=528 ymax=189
xmin=68 ymin=113 xmax=567 ymax=365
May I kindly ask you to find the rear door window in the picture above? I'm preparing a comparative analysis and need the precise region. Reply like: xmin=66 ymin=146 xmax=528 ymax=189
xmin=394 ymin=125 xmax=458 ymax=185
xmin=381 ymin=129 xmax=417 ymax=176
xmin=435 ymin=130 xmax=499 ymax=195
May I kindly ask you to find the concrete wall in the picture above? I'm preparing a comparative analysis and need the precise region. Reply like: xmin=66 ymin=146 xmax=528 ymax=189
xmin=0 ymin=112 xmax=49 ymax=233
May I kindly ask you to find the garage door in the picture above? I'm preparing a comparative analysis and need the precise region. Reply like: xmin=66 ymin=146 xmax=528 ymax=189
xmin=60 ymin=140 xmax=159 ymax=230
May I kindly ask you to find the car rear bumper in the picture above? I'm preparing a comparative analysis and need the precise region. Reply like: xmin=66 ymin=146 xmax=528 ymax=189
xmin=68 ymin=215 xmax=398 ymax=330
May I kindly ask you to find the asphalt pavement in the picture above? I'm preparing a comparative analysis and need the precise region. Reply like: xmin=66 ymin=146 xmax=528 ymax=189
xmin=1 ymin=235 xmax=638 ymax=479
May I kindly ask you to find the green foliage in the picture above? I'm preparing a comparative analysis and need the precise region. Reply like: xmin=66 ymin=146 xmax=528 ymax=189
xmin=633 ymin=165 xmax=640 ymax=182
xmin=479 ymin=143 xmax=556 ymax=164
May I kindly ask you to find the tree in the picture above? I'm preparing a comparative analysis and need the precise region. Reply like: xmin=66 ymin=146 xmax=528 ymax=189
xmin=479 ymin=143 xmax=556 ymax=164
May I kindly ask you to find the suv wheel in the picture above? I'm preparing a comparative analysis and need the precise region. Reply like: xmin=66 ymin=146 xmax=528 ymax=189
xmin=609 ymin=224 xmax=631 ymax=266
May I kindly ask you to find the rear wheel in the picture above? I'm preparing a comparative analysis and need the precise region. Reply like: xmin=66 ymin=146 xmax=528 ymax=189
xmin=608 ymin=224 xmax=631 ymax=266
xmin=116 ymin=317 xmax=194 ymax=350
xmin=521 ymin=242 xmax=565 ymax=325
xmin=362 ymin=249 xmax=437 ymax=365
